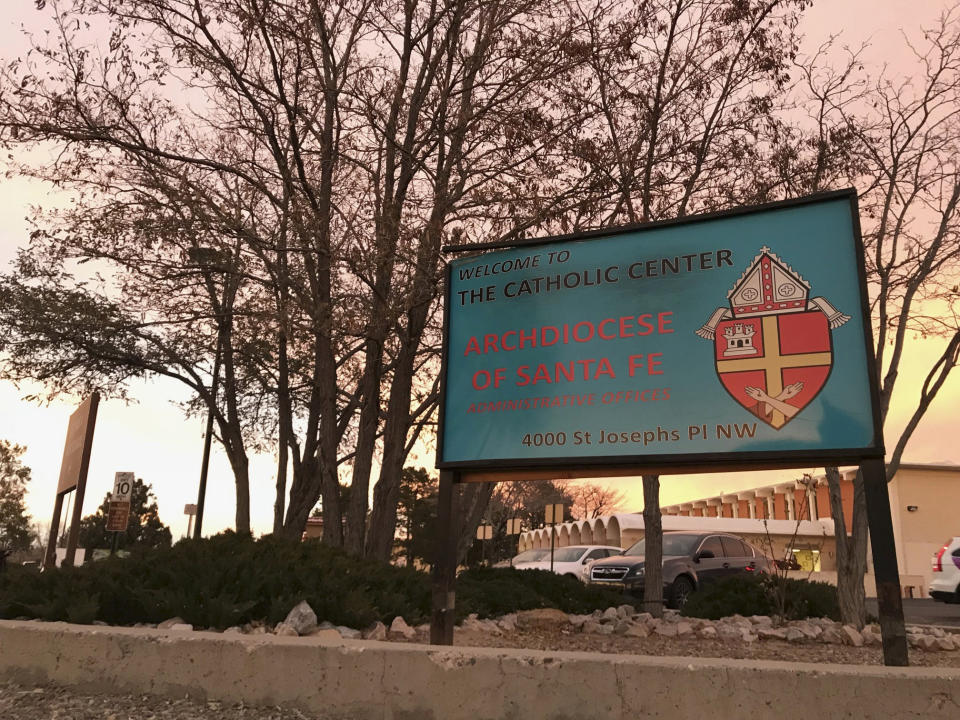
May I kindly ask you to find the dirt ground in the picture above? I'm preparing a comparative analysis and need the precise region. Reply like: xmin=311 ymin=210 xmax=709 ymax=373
xmin=444 ymin=626 xmax=960 ymax=668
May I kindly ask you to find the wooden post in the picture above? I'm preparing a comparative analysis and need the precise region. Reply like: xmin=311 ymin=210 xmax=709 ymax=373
xmin=862 ymin=457 xmax=909 ymax=666
xmin=42 ymin=492 xmax=65 ymax=570
xmin=431 ymin=470 xmax=458 ymax=646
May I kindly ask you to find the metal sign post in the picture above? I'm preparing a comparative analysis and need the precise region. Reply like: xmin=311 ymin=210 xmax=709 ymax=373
xmin=476 ymin=523 xmax=493 ymax=565
xmin=44 ymin=393 xmax=100 ymax=570
xmin=545 ymin=503 xmax=564 ymax=572
xmin=184 ymin=503 xmax=198 ymax=539
xmin=106 ymin=472 xmax=134 ymax=555
xmin=432 ymin=191 xmax=907 ymax=665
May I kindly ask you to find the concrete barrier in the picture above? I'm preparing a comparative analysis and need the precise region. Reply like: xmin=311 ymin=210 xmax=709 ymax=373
xmin=2 ymin=619 xmax=960 ymax=719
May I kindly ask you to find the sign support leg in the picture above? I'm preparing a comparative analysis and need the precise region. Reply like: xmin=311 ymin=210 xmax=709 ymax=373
xmin=43 ymin=492 xmax=65 ymax=570
xmin=862 ymin=457 xmax=908 ymax=666
xmin=431 ymin=470 xmax=458 ymax=646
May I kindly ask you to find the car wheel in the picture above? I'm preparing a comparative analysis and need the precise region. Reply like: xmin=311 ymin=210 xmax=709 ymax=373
xmin=669 ymin=576 xmax=695 ymax=610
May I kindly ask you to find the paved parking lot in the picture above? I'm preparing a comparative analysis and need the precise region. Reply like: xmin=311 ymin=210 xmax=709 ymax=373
xmin=867 ymin=598 xmax=960 ymax=627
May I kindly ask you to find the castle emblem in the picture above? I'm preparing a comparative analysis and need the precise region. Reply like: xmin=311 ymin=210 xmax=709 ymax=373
xmin=696 ymin=247 xmax=850 ymax=430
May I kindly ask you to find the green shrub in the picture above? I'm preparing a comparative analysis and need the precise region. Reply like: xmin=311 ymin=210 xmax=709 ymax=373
xmin=0 ymin=533 xmax=622 ymax=629
xmin=681 ymin=574 xmax=840 ymax=621
xmin=456 ymin=567 xmax=624 ymax=620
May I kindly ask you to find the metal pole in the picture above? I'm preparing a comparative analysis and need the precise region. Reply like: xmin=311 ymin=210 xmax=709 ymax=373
xmin=862 ymin=457 xmax=909 ymax=666
xmin=194 ymin=317 xmax=224 ymax=540
xmin=111 ymin=530 xmax=120 ymax=557
xmin=550 ymin=517 xmax=555 ymax=572
xmin=431 ymin=470 xmax=459 ymax=645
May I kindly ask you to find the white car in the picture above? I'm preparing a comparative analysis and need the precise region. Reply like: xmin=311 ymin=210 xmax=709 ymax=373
xmin=516 ymin=545 xmax=624 ymax=582
xmin=930 ymin=537 xmax=960 ymax=603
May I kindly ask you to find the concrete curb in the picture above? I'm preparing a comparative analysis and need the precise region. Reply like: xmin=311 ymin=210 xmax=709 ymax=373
xmin=2 ymin=620 xmax=960 ymax=719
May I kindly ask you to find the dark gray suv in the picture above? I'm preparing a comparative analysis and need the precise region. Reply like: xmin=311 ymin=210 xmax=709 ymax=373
xmin=588 ymin=531 xmax=770 ymax=608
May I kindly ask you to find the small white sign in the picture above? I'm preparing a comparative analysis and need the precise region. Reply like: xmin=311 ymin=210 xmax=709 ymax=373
xmin=112 ymin=472 xmax=135 ymax=502
xmin=506 ymin=517 xmax=523 ymax=535
xmin=476 ymin=524 xmax=493 ymax=540
xmin=544 ymin=503 xmax=565 ymax=525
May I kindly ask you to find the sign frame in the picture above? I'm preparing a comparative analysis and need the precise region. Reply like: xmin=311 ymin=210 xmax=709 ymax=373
xmin=435 ymin=189 xmax=884 ymax=477
xmin=430 ymin=190 xmax=908 ymax=667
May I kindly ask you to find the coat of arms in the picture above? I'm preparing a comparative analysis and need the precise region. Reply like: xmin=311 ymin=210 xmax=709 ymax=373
xmin=696 ymin=247 xmax=850 ymax=430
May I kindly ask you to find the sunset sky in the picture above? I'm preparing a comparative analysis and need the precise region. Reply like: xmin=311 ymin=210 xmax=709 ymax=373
xmin=1 ymin=1 xmax=957 ymax=542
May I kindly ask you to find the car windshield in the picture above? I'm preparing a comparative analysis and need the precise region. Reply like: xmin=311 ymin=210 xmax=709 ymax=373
xmin=550 ymin=547 xmax=588 ymax=562
xmin=512 ymin=549 xmax=549 ymax=563
xmin=623 ymin=534 xmax=701 ymax=557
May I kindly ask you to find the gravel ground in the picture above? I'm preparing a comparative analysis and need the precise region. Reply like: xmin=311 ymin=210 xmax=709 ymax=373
xmin=0 ymin=682 xmax=314 ymax=720
xmin=439 ymin=626 xmax=960 ymax=668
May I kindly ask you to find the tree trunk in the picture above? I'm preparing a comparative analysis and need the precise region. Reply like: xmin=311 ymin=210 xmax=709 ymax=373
xmin=642 ymin=474 xmax=663 ymax=618
xmin=826 ymin=466 xmax=868 ymax=628
xmin=456 ymin=482 xmax=496 ymax=566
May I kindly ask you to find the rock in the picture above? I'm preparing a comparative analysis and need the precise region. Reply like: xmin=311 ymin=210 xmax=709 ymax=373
xmin=625 ymin=623 xmax=651 ymax=638
xmin=616 ymin=604 xmax=636 ymax=619
xmin=92 ymin=620 xmax=108 ymax=627
xmin=716 ymin=624 xmax=743 ymax=640
xmin=516 ymin=608 xmax=569 ymax=629
xmin=935 ymin=636 xmax=956 ymax=651
xmin=758 ymin=627 xmax=787 ymax=641
xmin=632 ymin=612 xmax=654 ymax=624
xmin=317 ymin=620 xmax=337 ymax=631
xmin=389 ymin=616 xmax=416 ymax=639
xmin=654 ymin=623 xmax=678 ymax=638
xmin=917 ymin=635 xmax=939 ymax=651
xmin=698 ymin=626 xmax=718 ymax=639
xmin=245 ymin=624 xmax=267 ymax=635
xmin=461 ymin=616 xmax=484 ymax=631
xmin=283 ymin=601 xmax=318 ymax=636
xmin=785 ymin=628 xmax=806 ymax=643
xmin=309 ymin=628 xmax=343 ymax=643
xmin=598 ymin=623 xmax=615 ymax=635
xmin=274 ymin=622 xmax=298 ymax=637
xmin=568 ymin=614 xmax=590 ymax=629
xmin=158 ymin=617 xmax=186 ymax=630
xmin=168 ymin=623 xmax=193 ymax=632
xmin=479 ymin=619 xmax=502 ymax=635
xmin=336 ymin=626 xmax=361 ymax=639
xmin=741 ymin=630 xmax=758 ymax=643
xmin=602 ymin=607 xmax=620 ymax=621
xmin=792 ymin=622 xmax=822 ymax=640
xmin=614 ymin=620 xmax=633 ymax=635
xmin=661 ymin=611 xmax=681 ymax=624
xmin=498 ymin=614 xmax=517 ymax=632
xmin=932 ymin=627 xmax=946 ymax=638
xmin=582 ymin=621 xmax=603 ymax=634
xmin=861 ymin=629 xmax=880 ymax=646
xmin=820 ymin=628 xmax=844 ymax=645
xmin=676 ymin=622 xmax=694 ymax=637
xmin=750 ymin=615 xmax=773 ymax=627
xmin=363 ymin=621 xmax=387 ymax=641
xmin=223 ymin=626 xmax=242 ymax=635
xmin=840 ymin=625 xmax=863 ymax=647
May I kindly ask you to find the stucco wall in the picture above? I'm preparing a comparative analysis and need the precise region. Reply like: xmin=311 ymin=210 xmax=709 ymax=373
xmin=1 ymin=620 xmax=959 ymax=719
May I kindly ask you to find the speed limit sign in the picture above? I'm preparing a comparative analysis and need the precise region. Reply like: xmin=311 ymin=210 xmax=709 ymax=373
xmin=112 ymin=472 xmax=134 ymax=502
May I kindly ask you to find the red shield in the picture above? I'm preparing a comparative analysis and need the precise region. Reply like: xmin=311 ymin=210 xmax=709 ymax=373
xmin=713 ymin=311 xmax=832 ymax=430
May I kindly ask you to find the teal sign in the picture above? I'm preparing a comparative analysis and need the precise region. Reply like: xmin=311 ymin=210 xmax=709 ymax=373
xmin=438 ymin=192 xmax=882 ymax=469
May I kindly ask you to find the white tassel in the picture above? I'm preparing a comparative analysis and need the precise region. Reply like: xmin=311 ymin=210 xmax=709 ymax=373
xmin=696 ymin=307 xmax=732 ymax=340
xmin=810 ymin=296 xmax=851 ymax=329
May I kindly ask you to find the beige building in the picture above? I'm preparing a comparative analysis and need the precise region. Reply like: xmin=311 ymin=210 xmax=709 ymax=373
xmin=517 ymin=463 xmax=959 ymax=598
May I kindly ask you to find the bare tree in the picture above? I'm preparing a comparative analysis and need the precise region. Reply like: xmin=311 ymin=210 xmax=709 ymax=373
xmin=566 ymin=482 xmax=627 ymax=520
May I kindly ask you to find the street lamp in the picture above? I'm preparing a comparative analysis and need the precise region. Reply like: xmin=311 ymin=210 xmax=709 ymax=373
xmin=188 ymin=246 xmax=233 ymax=540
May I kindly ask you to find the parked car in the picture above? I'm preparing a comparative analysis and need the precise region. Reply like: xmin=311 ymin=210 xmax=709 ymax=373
xmin=588 ymin=531 xmax=770 ymax=608
xmin=930 ymin=537 xmax=960 ymax=604
xmin=492 ymin=548 xmax=551 ymax=568
xmin=509 ymin=545 xmax=624 ymax=581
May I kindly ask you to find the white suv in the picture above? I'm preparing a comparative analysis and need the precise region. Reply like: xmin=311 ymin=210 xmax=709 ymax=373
xmin=929 ymin=537 xmax=960 ymax=604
